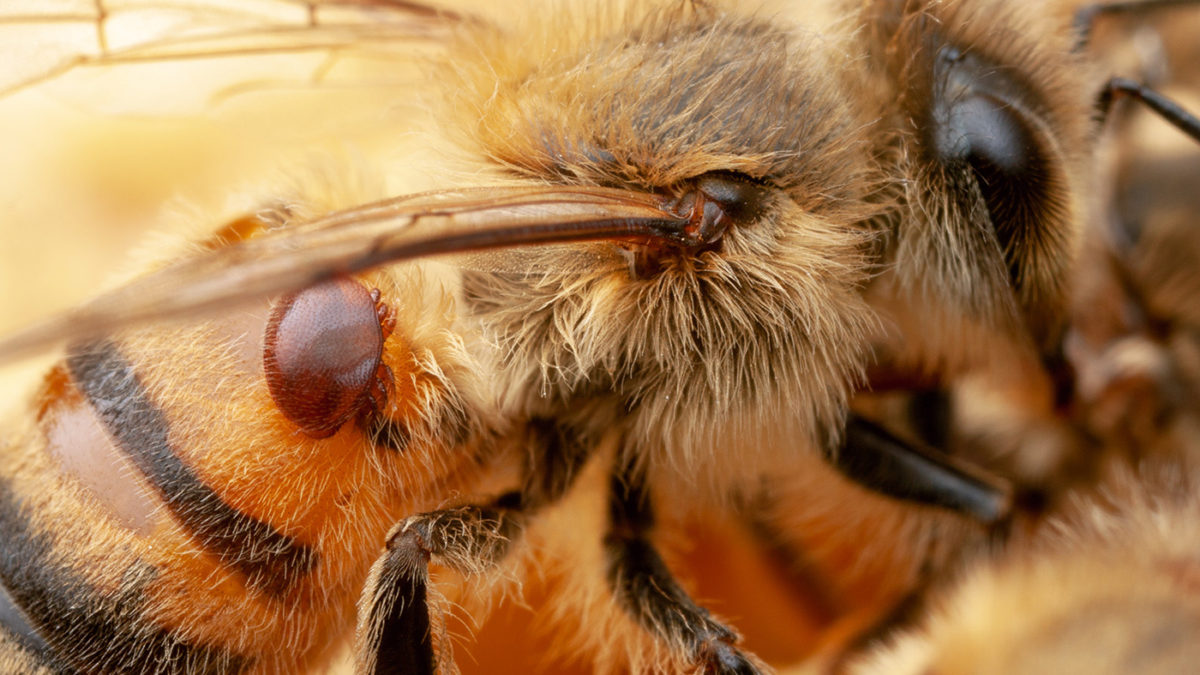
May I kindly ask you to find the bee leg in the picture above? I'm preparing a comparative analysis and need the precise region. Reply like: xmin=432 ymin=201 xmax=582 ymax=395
xmin=606 ymin=458 xmax=762 ymax=675
xmin=826 ymin=413 xmax=1012 ymax=525
xmin=356 ymin=418 xmax=593 ymax=675
xmin=355 ymin=495 xmax=524 ymax=675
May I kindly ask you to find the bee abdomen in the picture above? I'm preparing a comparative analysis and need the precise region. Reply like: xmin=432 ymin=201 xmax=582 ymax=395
xmin=10 ymin=258 xmax=483 ymax=672
xmin=0 ymin=579 xmax=58 ymax=674
xmin=66 ymin=338 xmax=318 ymax=597
xmin=0 ymin=474 xmax=254 ymax=673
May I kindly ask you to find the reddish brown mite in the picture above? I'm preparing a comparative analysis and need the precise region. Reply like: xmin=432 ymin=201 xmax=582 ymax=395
xmin=262 ymin=277 xmax=396 ymax=438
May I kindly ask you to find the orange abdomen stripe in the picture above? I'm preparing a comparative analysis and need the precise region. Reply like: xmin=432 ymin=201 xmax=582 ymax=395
xmin=65 ymin=338 xmax=317 ymax=597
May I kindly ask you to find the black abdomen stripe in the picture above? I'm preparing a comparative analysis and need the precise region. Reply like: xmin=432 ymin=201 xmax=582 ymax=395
xmin=66 ymin=339 xmax=317 ymax=596
xmin=0 ymin=576 xmax=54 ymax=667
xmin=0 ymin=478 xmax=253 ymax=673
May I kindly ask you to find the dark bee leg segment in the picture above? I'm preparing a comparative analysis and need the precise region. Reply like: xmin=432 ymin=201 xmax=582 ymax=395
xmin=827 ymin=414 xmax=1012 ymax=524
xmin=357 ymin=497 xmax=524 ymax=675
xmin=358 ymin=418 xmax=594 ymax=674
xmin=905 ymin=388 xmax=954 ymax=449
xmin=1098 ymin=78 xmax=1200 ymax=143
xmin=605 ymin=460 xmax=760 ymax=674
xmin=357 ymin=529 xmax=435 ymax=675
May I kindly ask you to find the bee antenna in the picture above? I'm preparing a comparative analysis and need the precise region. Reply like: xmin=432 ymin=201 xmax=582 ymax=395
xmin=1097 ymin=77 xmax=1200 ymax=145
xmin=1072 ymin=0 xmax=1200 ymax=51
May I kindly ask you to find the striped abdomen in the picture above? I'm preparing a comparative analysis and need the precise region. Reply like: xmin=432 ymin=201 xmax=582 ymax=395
xmin=0 ymin=249 xmax=485 ymax=673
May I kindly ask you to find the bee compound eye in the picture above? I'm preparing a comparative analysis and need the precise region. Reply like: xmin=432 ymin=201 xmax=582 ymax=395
xmin=942 ymin=93 xmax=1038 ymax=180
xmin=262 ymin=278 xmax=385 ymax=438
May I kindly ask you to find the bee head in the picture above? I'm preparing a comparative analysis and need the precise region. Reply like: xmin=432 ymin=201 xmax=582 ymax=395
xmin=439 ymin=1 xmax=895 ymax=470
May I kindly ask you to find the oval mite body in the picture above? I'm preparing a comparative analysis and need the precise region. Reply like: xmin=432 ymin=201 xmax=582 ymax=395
xmin=263 ymin=278 xmax=388 ymax=438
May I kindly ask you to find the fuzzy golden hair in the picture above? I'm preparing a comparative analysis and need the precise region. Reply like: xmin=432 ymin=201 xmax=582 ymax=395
xmin=848 ymin=460 xmax=1200 ymax=675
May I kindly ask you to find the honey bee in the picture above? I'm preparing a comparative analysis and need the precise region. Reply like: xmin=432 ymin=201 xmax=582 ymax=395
xmin=0 ymin=0 xmax=1161 ymax=672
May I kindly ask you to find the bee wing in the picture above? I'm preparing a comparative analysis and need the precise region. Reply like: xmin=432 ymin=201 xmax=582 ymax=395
xmin=0 ymin=186 xmax=689 ymax=362
xmin=0 ymin=0 xmax=463 ymax=99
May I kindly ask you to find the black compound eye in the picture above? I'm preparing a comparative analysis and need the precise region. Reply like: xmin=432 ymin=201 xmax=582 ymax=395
xmin=940 ymin=92 xmax=1039 ymax=179
xmin=926 ymin=44 xmax=1066 ymax=343
xmin=940 ymin=84 xmax=1054 ymax=268
xmin=932 ymin=47 xmax=1054 ymax=227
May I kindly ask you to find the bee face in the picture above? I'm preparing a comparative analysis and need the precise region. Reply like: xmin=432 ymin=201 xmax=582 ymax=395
xmin=408 ymin=2 xmax=895 ymax=477
xmin=436 ymin=1 xmax=1093 ymax=491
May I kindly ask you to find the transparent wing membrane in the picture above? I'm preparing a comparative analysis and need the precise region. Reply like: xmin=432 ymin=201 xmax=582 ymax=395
xmin=0 ymin=0 xmax=461 ymax=97
xmin=0 ymin=186 xmax=690 ymax=362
